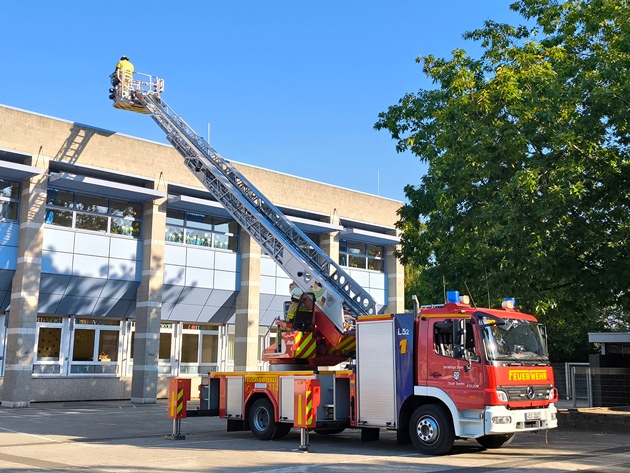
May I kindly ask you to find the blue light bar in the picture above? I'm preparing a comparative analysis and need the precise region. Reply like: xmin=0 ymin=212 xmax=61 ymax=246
xmin=502 ymin=297 xmax=516 ymax=309
xmin=446 ymin=290 xmax=460 ymax=304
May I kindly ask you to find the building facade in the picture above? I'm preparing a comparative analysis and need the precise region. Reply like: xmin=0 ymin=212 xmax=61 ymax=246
xmin=0 ymin=104 xmax=404 ymax=406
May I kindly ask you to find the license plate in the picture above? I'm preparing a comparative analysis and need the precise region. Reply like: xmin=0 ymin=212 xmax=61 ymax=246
xmin=525 ymin=412 xmax=541 ymax=420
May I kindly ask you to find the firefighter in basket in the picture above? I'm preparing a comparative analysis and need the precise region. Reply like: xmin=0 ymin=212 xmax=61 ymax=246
xmin=286 ymin=285 xmax=303 ymax=323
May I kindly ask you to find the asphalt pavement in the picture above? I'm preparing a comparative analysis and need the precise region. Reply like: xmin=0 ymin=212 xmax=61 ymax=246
xmin=0 ymin=399 xmax=629 ymax=473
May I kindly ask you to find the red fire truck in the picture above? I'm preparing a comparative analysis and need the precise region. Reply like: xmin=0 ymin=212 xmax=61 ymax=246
xmin=204 ymin=291 xmax=557 ymax=455
xmin=111 ymin=72 xmax=558 ymax=455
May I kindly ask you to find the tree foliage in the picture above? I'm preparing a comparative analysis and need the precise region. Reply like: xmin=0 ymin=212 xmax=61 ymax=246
xmin=375 ymin=0 xmax=630 ymax=361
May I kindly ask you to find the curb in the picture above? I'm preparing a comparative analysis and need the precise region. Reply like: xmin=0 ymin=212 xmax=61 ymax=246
xmin=557 ymin=408 xmax=630 ymax=433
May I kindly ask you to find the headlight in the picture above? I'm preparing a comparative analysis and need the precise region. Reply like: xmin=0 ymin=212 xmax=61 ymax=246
xmin=496 ymin=390 xmax=508 ymax=402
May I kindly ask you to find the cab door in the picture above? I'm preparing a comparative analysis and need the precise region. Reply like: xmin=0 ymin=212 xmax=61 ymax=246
xmin=427 ymin=319 xmax=484 ymax=410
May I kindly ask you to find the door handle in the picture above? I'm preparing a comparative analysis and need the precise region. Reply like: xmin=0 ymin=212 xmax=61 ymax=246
xmin=429 ymin=372 xmax=442 ymax=377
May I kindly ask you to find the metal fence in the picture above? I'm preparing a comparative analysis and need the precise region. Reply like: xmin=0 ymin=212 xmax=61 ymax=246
xmin=555 ymin=363 xmax=630 ymax=408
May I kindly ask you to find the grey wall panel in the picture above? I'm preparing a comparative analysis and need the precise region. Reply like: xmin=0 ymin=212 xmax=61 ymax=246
xmin=109 ymin=237 xmax=140 ymax=261
xmin=213 ymin=270 xmax=237 ymax=291
xmin=56 ymin=295 xmax=98 ymax=315
xmin=37 ymin=292 xmax=62 ymax=313
xmin=108 ymin=257 xmax=140 ymax=281
xmin=185 ymin=266 xmax=214 ymax=289
xmin=0 ymin=222 xmax=19 ymax=247
xmin=74 ymin=232 xmax=110 ymax=257
xmin=100 ymin=279 xmax=139 ymax=299
xmin=0 ymin=289 xmax=10 ymax=311
xmin=169 ymin=303 xmax=203 ymax=322
xmin=40 ymin=273 xmax=71 ymax=295
xmin=0 ymin=245 xmax=17 ymax=270
xmin=63 ymin=276 xmax=106 ymax=297
xmin=259 ymin=275 xmax=277 ymax=295
xmin=205 ymin=289 xmax=234 ymax=307
xmin=186 ymin=246 xmax=215 ymax=270
xmin=177 ymin=287 xmax=212 ymax=305
xmin=274 ymin=274 xmax=292 ymax=296
xmin=214 ymin=251 xmax=237 ymax=271
xmin=259 ymin=294 xmax=285 ymax=326
xmin=91 ymin=297 xmax=132 ymax=317
xmin=43 ymin=228 xmax=74 ymax=253
xmin=164 ymin=244 xmax=186 ymax=265
xmin=159 ymin=302 xmax=175 ymax=320
xmin=260 ymin=256 xmax=277 ymax=277
xmin=164 ymin=264 xmax=186 ymax=285
xmin=72 ymin=254 xmax=109 ymax=278
xmin=42 ymin=250 xmax=74 ymax=274
xmin=369 ymin=272 xmax=386 ymax=290
xmin=162 ymin=284 xmax=184 ymax=303
xmin=0 ymin=269 xmax=14 ymax=292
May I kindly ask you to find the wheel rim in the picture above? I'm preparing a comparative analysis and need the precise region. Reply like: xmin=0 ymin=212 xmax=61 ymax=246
xmin=416 ymin=415 xmax=440 ymax=444
xmin=253 ymin=406 xmax=270 ymax=432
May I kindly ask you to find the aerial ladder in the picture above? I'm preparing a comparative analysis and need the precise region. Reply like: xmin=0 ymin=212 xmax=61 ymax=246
xmin=110 ymin=72 xmax=381 ymax=365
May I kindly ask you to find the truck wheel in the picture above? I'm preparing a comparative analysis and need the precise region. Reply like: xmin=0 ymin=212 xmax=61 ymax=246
xmin=476 ymin=433 xmax=515 ymax=449
xmin=249 ymin=398 xmax=277 ymax=440
xmin=409 ymin=405 xmax=455 ymax=455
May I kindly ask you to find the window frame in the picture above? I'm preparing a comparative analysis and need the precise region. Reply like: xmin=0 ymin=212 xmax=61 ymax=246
xmin=339 ymin=239 xmax=384 ymax=272
xmin=68 ymin=318 xmax=122 ymax=376
xmin=127 ymin=321 xmax=176 ymax=376
xmin=165 ymin=208 xmax=239 ymax=252
xmin=33 ymin=316 xmax=68 ymax=376
xmin=45 ymin=187 xmax=143 ymax=238
xmin=179 ymin=323 xmax=221 ymax=375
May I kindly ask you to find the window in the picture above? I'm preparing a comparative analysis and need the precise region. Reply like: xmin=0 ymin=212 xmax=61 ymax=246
xmin=339 ymin=240 xmax=384 ymax=272
xmin=34 ymin=316 xmax=65 ymax=375
xmin=433 ymin=320 xmax=475 ymax=359
xmin=127 ymin=322 xmax=221 ymax=376
xmin=128 ymin=322 xmax=174 ymax=375
xmin=226 ymin=325 xmax=235 ymax=370
xmin=0 ymin=179 xmax=19 ymax=221
xmin=181 ymin=333 xmax=199 ymax=363
xmin=166 ymin=209 xmax=238 ymax=251
xmin=45 ymin=188 xmax=142 ymax=237
xmin=180 ymin=324 xmax=220 ymax=375
xmin=70 ymin=318 xmax=121 ymax=375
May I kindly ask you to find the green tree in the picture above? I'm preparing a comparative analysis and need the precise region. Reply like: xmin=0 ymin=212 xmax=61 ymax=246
xmin=375 ymin=0 xmax=630 ymax=361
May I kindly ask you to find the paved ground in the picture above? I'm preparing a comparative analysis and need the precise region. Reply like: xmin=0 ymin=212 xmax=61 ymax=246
xmin=0 ymin=400 xmax=629 ymax=473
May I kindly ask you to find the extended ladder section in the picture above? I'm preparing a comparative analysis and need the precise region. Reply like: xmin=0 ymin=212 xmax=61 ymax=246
xmin=114 ymin=73 xmax=380 ymax=333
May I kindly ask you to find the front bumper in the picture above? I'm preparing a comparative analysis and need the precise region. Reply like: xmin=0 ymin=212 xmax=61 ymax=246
xmin=484 ymin=403 xmax=558 ymax=434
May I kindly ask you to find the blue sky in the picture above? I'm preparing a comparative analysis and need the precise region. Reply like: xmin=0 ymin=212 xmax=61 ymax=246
xmin=1 ymin=1 xmax=523 ymax=202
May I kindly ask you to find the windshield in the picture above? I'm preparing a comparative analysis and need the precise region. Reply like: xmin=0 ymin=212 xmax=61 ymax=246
xmin=480 ymin=317 xmax=549 ymax=363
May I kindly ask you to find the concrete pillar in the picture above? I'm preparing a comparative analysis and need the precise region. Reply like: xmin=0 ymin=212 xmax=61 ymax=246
xmin=2 ymin=163 xmax=48 ymax=408
xmin=320 ymin=211 xmax=340 ymax=264
xmin=131 ymin=195 xmax=166 ymax=404
xmin=385 ymin=238 xmax=405 ymax=314
xmin=234 ymin=233 xmax=260 ymax=371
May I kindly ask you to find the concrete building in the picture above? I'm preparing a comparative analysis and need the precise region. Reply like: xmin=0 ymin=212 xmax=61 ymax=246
xmin=0 ymin=104 xmax=404 ymax=406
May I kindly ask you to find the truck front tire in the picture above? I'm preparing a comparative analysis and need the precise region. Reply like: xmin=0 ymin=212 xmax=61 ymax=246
xmin=249 ymin=398 xmax=277 ymax=440
xmin=409 ymin=405 xmax=455 ymax=455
